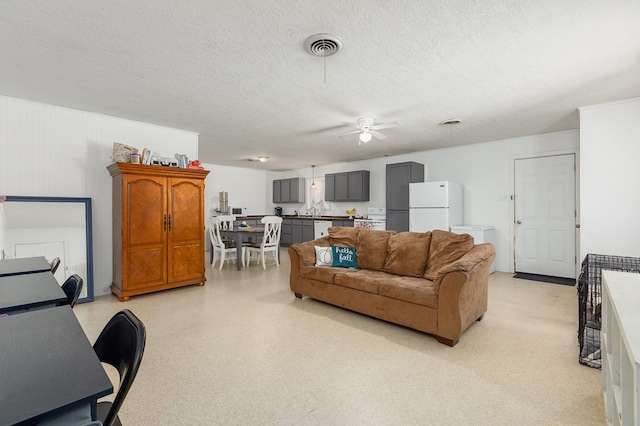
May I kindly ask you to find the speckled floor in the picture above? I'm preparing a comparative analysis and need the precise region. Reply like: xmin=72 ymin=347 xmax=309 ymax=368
xmin=74 ymin=250 xmax=605 ymax=425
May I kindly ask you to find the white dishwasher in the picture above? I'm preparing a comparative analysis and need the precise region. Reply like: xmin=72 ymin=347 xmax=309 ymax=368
xmin=314 ymin=220 xmax=332 ymax=239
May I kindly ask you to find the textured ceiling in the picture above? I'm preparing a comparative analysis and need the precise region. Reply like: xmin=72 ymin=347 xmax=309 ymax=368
xmin=1 ymin=1 xmax=639 ymax=171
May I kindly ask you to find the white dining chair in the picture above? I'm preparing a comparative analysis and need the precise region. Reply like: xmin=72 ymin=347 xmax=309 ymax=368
xmin=245 ymin=216 xmax=282 ymax=269
xmin=209 ymin=219 xmax=244 ymax=270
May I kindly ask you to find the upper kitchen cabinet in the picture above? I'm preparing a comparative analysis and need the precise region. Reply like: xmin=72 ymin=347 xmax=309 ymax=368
xmin=325 ymin=170 xmax=370 ymax=202
xmin=273 ymin=177 xmax=305 ymax=203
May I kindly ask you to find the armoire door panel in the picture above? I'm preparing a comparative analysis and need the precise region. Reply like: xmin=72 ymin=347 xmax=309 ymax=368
xmin=126 ymin=248 xmax=167 ymax=289
xmin=169 ymin=178 xmax=203 ymax=241
xmin=169 ymin=244 xmax=204 ymax=282
xmin=126 ymin=177 xmax=167 ymax=246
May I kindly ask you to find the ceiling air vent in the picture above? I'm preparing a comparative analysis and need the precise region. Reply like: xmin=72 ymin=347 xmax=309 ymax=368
xmin=304 ymin=33 xmax=342 ymax=57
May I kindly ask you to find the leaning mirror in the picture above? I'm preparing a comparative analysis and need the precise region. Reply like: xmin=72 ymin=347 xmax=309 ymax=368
xmin=0 ymin=196 xmax=94 ymax=302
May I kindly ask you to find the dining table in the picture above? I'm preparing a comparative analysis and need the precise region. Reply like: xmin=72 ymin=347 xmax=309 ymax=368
xmin=0 ymin=305 xmax=113 ymax=425
xmin=0 ymin=271 xmax=68 ymax=315
xmin=220 ymin=226 xmax=265 ymax=270
xmin=0 ymin=255 xmax=52 ymax=277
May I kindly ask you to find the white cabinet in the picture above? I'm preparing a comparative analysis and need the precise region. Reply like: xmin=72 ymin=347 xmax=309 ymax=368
xmin=601 ymin=270 xmax=640 ymax=426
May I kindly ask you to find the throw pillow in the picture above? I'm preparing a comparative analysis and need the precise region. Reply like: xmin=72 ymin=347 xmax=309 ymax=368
xmin=382 ymin=232 xmax=432 ymax=277
xmin=423 ymin=230 xmax=475 ymax=280
xmin=332 ymin=246 xmax=358 ymax=269
xmin=314 ymin=246 xmax=333 ymax=267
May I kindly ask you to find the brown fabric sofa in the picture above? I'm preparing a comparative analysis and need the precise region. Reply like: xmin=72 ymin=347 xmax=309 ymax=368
xmin=288 ymin=227 xmax=496 ymax=346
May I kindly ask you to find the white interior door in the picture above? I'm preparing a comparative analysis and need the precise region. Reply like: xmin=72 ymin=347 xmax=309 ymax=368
xmin=514 ymin=154 xmax=576 ymax=278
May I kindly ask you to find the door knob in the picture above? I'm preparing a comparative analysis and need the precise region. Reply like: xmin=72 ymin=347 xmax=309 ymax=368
xmin=576 ymin=224 xmax=581 ymax=228
xmin=516 ymin=220 xmax=522 ymax=224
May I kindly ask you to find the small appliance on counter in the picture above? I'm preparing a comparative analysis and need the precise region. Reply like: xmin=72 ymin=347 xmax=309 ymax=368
xmin=275 ymin=206 xmax=283 ymax=217
xmin=229 ymin=206 xmax=247 ymax=216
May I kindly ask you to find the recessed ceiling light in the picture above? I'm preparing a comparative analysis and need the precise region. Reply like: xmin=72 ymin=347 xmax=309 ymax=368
xmin=258 ymin=156 xmax=269 ymax=163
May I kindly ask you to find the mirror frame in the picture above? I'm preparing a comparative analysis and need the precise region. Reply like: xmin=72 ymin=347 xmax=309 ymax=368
xmin=4 ymin=195 xmax=94 ymax=303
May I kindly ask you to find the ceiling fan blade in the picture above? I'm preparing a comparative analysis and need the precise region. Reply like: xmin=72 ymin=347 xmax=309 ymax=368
xmin=335 ymin=129 xmax=362 ymax=138
xmin=371 ymin=121 xmax=401 ymax=131
xmin=341 ymin=121 xmax=362 ymax=129
xmin=371 ymin=130 xmax=387 ymax=140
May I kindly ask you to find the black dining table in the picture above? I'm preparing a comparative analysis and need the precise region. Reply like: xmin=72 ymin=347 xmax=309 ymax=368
xmin=220 ymin=226 xmax=265 ymax=270
xmin=0 ymin=305 xmax=113 ymax=425
xmin=0 ymin=271 xmax=68 ymax=315
xmin=0 ymin=256 xmax=52 ymax=277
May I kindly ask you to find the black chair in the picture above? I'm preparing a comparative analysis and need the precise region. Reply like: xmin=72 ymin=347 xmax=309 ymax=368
xmin=94 ymin=309 xmax=146 ymax=426
xmin=49 ymin=257 xmax=61 ymax=274
xmin=61 ymin=274 xmax=83 ymax=308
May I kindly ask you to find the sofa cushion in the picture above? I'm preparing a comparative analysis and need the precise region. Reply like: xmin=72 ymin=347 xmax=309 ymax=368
xmin=332 ymin=246 xmax=358 ymax=269
xmin=423 ymin=230 xmax=475 ymax=280
xmin=379 ymin=276 xmax=438 ymax=308
xmin=334 ymin=269 xmax=391 ymax=294
xmin=356 ymin=229 xmax=395 ymax=271
xmin=314 ymin=246 xmax=333 ymax=266
xmin=328 ymin=226 xmax=360 ymax=248
xmin=382 ymin=232 xmax=432 ymax=277
xmin=299 ymin=265 xmax=340 ymax=283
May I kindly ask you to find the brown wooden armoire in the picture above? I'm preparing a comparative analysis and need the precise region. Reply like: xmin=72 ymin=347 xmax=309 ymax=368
xmin=108 ymin=163 xmax=210 ymax=301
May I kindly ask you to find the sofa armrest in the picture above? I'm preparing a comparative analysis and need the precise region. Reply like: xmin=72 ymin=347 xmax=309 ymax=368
xmin=288 ymin=237 xmax=330 ymax=295
xmin=289 ymin=236 xmax=330 ymax=267
xmin=434 ymin=243 xmax=496 ymax=344
xmin=434 ymin=243 xmax=496 ymax=289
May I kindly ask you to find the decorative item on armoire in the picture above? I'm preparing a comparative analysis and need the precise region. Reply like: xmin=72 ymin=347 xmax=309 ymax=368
xmin=112 ymin=143 xmax=138 ymax=163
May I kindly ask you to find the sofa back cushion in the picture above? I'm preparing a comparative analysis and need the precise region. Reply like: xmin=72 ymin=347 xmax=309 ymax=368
xmin=328 ymin=226 xmax=360 ymax=248
xmin=382 ymin=231 xmax=432 ymax=277
xmin=356 ymin=228 xmax=396 ymax=270
xmin=423 ymin=230 xmax=475 ymax=280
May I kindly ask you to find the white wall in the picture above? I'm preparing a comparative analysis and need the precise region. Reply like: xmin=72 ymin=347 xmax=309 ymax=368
xmin=0 ymin=96 xmax=199 ymax=297
xmin=239 ymin=130 xmax=580 ymax=273
xmin=579 ymin=97 xmax=640 ymax=259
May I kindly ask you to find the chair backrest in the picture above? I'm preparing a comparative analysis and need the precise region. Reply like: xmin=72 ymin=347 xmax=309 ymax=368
xmin=49 ymin=257 xmax=61 ymax=274
xmin=216 ymin=215 xmax=236 ymax=231
xmin=209 ymin=222 xmax=226 ymax=250
xmin=260 ymin=216 xmax=283 ymax=247
xmin=61 ymin=274 xmax=84 ymax=308
xmin=93 ymin=309 xmax=146 ymax=426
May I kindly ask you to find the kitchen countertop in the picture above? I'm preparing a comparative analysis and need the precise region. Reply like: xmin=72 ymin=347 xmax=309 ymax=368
xmin=237 ymin=215 xmax=354 ymax=221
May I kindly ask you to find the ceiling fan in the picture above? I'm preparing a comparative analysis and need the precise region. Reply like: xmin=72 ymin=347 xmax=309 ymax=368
xmin=337 ymin=117 xmax=401 ymax=145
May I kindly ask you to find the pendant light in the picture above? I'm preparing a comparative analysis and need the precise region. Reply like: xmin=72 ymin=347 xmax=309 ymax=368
xmin=440 ymin=119 xmax=462 ymax=144
xmin=311 ymin=165 xmax=317 ymax=190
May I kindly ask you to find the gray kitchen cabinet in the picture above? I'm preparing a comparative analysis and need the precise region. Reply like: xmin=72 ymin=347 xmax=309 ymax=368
xmin=302 ymin=221 xmax=314 ymax=242
xmin=273 ymin=178 xmax=305 ymax=203
xmin=386 ymin=162 xmax=424 ymax=232
xmin=325 ymin=174 xmax=335 ymax=201
xmin=325 ymin=170 xmax=370 ymax=202
xmin=272 ymin=180 xmax=281 ymax=203
xmin=288 ymin=219 xmax=316 ymax=245
xmin=281 ymin=218 xmax=292 ymax=246
xmin=334 ymin=173 xmax=349 ymax=200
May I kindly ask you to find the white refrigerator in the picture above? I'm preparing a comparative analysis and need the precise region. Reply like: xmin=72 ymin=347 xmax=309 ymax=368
xmin=409 ymin=181 xmax=463 ymax=232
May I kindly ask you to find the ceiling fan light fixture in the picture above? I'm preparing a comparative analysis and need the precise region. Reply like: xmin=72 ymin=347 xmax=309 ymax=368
xmin=258 ymin=156 xmax=269 ymax=163
xmin=359 ymin=131 xmax=372 ymax=143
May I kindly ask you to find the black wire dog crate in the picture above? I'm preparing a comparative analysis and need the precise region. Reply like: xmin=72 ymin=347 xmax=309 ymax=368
xmin=578 ymin=253 xmax=640 ymax=368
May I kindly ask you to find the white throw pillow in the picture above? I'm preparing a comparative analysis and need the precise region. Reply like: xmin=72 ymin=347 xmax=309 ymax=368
xmin=315 ymin=246 xmax=333 ymax=266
